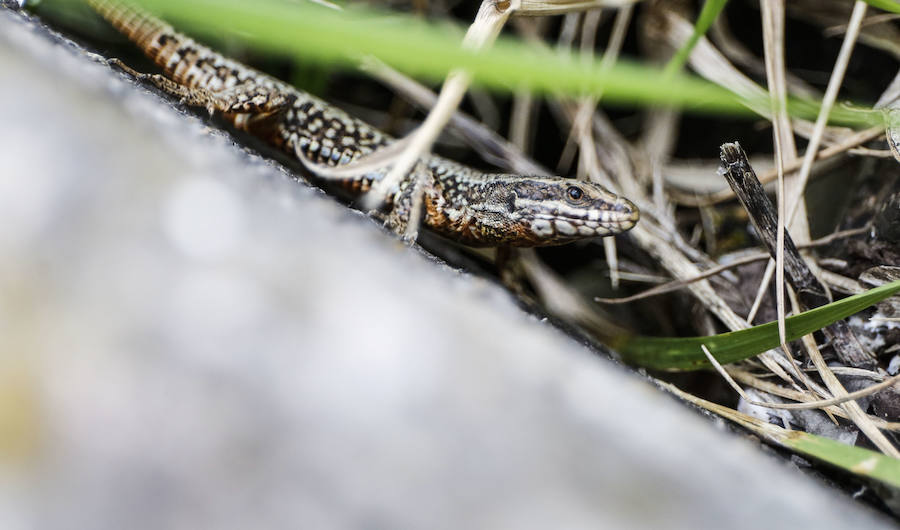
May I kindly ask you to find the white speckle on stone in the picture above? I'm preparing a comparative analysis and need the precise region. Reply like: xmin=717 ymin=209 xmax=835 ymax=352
xmin=848 ymin=315 xmax=898 ymax=353
xmin=162 ymin=177 xmax=245 ymax=260
xmin=888 ymin=355 xmax=900 ymax=375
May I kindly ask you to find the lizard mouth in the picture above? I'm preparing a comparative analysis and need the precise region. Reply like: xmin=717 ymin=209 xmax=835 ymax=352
xmin=530 ymin=197 xmax=639 ymax=239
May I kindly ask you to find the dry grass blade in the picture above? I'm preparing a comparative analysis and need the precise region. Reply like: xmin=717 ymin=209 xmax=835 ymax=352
xmin=517 ymin=0 xmax=639 ymax=16
xmin=520 ymin=250 xmax=631 ymax=341
xmin=595 ymin=225 xmax=870 ymax=304
xmin=362 ymin=0 xmax=516 ymax=238
xmin=572 ymin=6 xmax=634 ymax=289
xmin=652 ymin=6 xmax=848 ymax=142
xmin=509 ymin=87 xmax=537 ymax=153
xmin=785 ymin=1 xmax=868 ymax=229
xmin=668 ymin=126 xmax=885 ymax=206
xmin=795 ymin=0 xmax=900 ymax=59
xmin=710 ymin=13 xmax=820 ymax=99
xmin=360 ymin=58 xmax=550 ymax=176
xmin=703 ymin=345 xmax=900 ymax=411
xmin=362 ymin=0 xmax=645 ymax=237
xmin=760 ymin=0 xmax=794 ymax=347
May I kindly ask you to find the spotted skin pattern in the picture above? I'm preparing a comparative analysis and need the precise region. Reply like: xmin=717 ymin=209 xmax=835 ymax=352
xmin=87 ymin=0 xmax=639 ymax=247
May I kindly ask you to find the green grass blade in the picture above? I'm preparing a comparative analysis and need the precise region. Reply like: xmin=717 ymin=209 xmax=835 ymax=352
xmin=663 ymin=0 xmax=730 ymax=77
xmin=614 ymin=280 xmax=900 ymax=371
xmin=134 ymin=0 xmax=747 ymax=114
xmin=45 ymin=0 xmax=878 ymax=125
xmin=863 ymin=0 xmax=900 ymax=14
xmin=783 ymin=431 xmax=900 ymax=487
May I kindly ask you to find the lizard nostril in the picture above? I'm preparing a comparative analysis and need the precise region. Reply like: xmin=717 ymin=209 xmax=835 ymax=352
xmin=614 ymin=198 xmax=640 ymax=223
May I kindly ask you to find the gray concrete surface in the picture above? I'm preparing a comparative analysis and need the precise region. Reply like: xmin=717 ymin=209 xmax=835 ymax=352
xmin=0 ymin=8 xmax=893 ymax=529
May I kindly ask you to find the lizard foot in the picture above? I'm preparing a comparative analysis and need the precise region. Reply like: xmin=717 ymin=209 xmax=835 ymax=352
xmin=106 ymin=58 xmax=290 ymax=117
xmin=383 ymin=162 xmax=430 ymax=244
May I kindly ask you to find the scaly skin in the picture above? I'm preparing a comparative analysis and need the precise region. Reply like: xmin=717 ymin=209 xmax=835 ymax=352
xmin=86 ymin=0 xmax=639 ymax=246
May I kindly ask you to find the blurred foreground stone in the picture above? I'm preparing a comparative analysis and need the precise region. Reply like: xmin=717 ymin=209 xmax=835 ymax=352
xmin=0 ymin=8 xmax=893 ymax=529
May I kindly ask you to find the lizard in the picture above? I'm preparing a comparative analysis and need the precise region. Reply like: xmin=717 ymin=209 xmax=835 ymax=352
xmin=83 ymin=0 xmax=639 ymax=247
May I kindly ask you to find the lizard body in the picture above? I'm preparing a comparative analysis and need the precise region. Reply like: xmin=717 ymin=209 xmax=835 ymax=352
xmin=86 ymin=0 xmax=639 ymax=246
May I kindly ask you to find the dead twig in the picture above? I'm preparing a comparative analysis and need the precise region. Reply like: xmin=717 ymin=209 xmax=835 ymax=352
xmin=719 ymin=142 xmax=875 ymax=368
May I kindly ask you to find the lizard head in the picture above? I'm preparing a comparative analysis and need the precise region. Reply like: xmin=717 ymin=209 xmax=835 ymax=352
xmin=463 ymin=177 xmax=639 ymax=247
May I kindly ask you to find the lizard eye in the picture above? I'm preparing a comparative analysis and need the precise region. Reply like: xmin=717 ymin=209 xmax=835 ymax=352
xmin=566 ymin=186 xmax=584 ymax=202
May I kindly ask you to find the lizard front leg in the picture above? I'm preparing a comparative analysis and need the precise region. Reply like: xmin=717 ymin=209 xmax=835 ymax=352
xmin=106 ymin=58 xmax=291 ymax=119
xmin=383 ymin=162 xmax=431 ymax=243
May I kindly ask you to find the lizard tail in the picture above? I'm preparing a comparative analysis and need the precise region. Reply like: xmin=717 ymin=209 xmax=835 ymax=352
xmin=86 ymin=1 xmax=177 ymax=69
xmin=86 ymin=0 xmax=233 ymax=92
